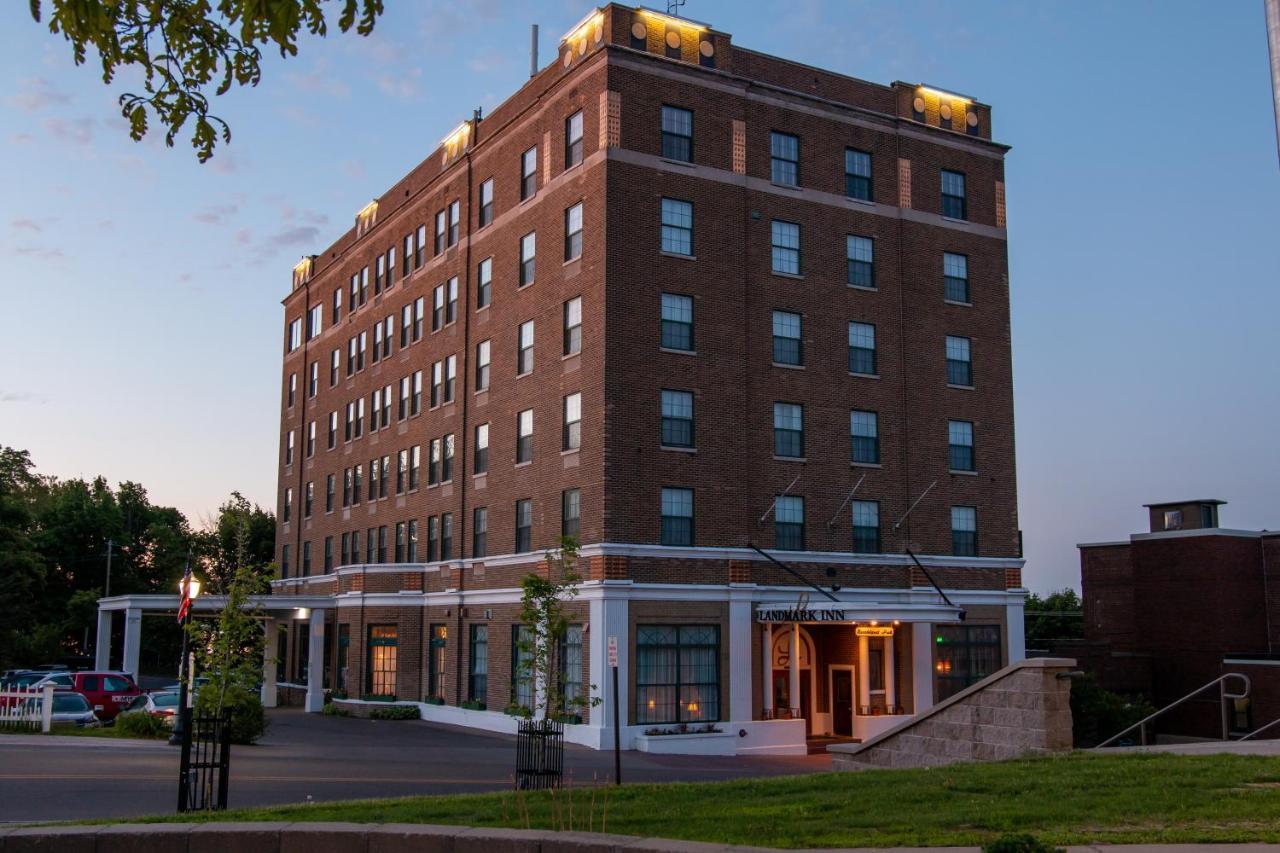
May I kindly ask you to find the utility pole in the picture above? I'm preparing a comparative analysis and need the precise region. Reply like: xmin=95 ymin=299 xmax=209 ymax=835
xmin=104 ymin=539 xmax=114 ymax=598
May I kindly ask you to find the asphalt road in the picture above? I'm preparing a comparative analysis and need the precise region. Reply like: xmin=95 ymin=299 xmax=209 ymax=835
xmin=0 ymin=709 xmax=827 ymax=823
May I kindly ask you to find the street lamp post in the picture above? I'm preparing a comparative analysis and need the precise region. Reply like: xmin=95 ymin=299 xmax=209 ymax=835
xmin=169 ymin=572 xmax=201 ymax=747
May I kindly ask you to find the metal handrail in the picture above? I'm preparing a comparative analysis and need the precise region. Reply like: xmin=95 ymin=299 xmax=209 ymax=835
xmin=1093 ymin=672 xmax=1251 ymax=749
xmin=1238 ymin=715 xmax=1280 ymax=742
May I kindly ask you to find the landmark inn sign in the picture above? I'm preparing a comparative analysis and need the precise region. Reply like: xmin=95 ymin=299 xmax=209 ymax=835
xmin=757 ymin=594 xmax=850 ymax=623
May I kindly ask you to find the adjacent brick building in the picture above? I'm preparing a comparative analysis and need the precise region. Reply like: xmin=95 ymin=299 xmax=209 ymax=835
xmin=1075 ymin=500 xmax=1280 ymax=739
xmin=268 ymin=4 xmax=1027 ymax=754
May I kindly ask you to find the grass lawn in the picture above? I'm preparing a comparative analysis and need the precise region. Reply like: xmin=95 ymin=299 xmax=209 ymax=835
xmin=0 ymin=724 xmax=167 ymax=740
xmin=113 ymin=751 xmax=1279 ymax=848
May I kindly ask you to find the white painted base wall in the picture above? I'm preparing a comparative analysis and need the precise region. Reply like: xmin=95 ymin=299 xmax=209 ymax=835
xmin=634 ymin=731 xmax=737 ymax=756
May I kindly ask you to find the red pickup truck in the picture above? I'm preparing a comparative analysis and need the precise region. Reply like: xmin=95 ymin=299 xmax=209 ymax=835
xmin=34 ymin=671 xmax=141 ymax=721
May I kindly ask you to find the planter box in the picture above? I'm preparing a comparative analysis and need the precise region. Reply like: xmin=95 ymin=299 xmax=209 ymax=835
xmin=634 ymin=730 xmax=737 ymax=756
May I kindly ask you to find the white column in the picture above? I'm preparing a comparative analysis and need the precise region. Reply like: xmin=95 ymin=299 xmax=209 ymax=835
xmin=857 ymin=633 xmax=870 ymax=716
xmin=94 ymin=609 xmax=112 ymax=671
xmin=912 ymin=622 xmax=934 ymax=713
xmin=788 ymin=623 xmax=800 ymax=716
xmin=305 ymin=609 xmax=325 ymax=712
xmin=122 ymin=608 xmax=142 ymax=678
xmin=761 ymin=623 xmax=774 ymax=715
xmin=728 ymin=591 xmax=753 ymax=722
xmin=884 ymin=635 xmax=897 ymax=712
xmin=1006 ymin=593 xmax=1027 ymax=664
xmin=261 ymin=618 xmax=278 ymax=708
xmin=589 ymin=587 xmax=629 ymax=747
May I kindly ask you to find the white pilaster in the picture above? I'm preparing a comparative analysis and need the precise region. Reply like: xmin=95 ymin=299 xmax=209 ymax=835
xmin=261 ymin=618 xmax=278 ymax=708
xmin=94 ymin=609 xmax=112 ymax=671
xmin=305 ymin=609 xmax=325 ymax=712
xmin=912 ymin=622 xmax=934 ymax=713
xmin=589 ymin=586 xmax=629 ymax=740
xmin=857 ymin=633 xmax=870 ymax=715
xmin=1006 ymin=592 xmax=1027 ymax=664
xmin=121 ymin=608 xmax=142 ymax=678
xmin=728 ymin=588 xmax=753 ymax=722
xmin=884 ymin=635 xmax=896 ymax=712
xmin=788 ymin=623 xmax=800 ymax=716
xmin=761 ymin=622 xmax=774 ymax=714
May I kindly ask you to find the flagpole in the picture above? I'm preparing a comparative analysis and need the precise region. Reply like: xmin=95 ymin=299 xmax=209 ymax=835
xmin=169 ymin=553 xmax=193 ymax=748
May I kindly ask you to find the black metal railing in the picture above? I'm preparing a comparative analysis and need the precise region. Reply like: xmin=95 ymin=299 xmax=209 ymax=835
xmin=515 ymin=718 xmax=564 ymax=790
xmin=178 ymin=711 xmax=232 ymax=812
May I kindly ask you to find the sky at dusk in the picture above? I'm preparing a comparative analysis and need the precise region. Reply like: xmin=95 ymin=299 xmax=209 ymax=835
xmin=1 ymin=1 xmax=1276 ymax=593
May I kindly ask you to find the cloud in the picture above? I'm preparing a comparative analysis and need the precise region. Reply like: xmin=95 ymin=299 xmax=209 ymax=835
xmin=0 ymin=390 xmax=45 ymax=404
xmin=283 ymin=106 xmax=320 ymax=128
xmin=234 ymin=227 xmax=253 ymax=246
xmin=375 ymin=68 xmax=423 ymax=100
xmin=250 ymin=226 xmax=322 ymax=265
xmin=10 ymin=133 xmax=35 ymax=145
xmin=9 ymin=77 xmax=71 ymax=112
xmin=193 ymin=203 xmax=240 ymax=225
xmin=10 ymin=218 xmax=42 ymax=233
xmin=96 ymin=219 xmax=115 ymax=231
xmin=342 ymin=160 xmax=366 ymax=180
xmin=12 ymin=246 xmax=65 ymax=260
xmin=468 ymin=51 xmax=510 ymax=74
xmin=44 ymin=116 xmax=94 ymax=147
xmin=286 ymin=60 xmax=351 ymax=98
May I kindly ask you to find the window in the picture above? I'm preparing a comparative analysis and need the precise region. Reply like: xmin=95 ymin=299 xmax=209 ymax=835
xmin=342 ymin=468 xmax=352 ymax=507
xmin=516 ymin=409 xmax=533 ymax=463
xmin=402 ymin=233 xmax=413 ymax=275
xmin=660 ymin=105 xmax=692 ymax=162
xmin=407 ymin=519 xmax=418 ymax=561
xmin=303 ymin=481 xmax=313 ymax=517
xmin=415 ymin=224 xmax=427 ymax=267
xmin=519 ymin=232 xmax=536 ymax=285
xmin=660 ymin=198 xmax=693 ymax=256
xmin=358 ymin=332 xmax=367 ymax=370
xmin=564 ymin=203 xmax=583 ymax=261
xmin=448 ymin=200 xmax=460 ymax=246
xmin=431 ymin=360 xmax=442 ymax=407
xmin=845 ymin=148 xmax=872 ymax=201
xmin=382 ymin=315 xmax=393 ymax=359
xmin=478 ymin=178 xmax=494 ymax=227
xmin=847 ymin=235 xmax=875 ymax=288
xmin=521 ymin=146 xmax=537 ymax=200
xmin=475 ymin=340 xmax=490 ymax=391
xmin=281 ymin=543 xmax=289 ymax=577
xmin=308 ymin=361 xmax=318 ymax=398
xmin=770 ymin=131 xmax=799 ymax=186
xmin=352 ymin=463 xmax=362 ymax=502
xmin=332 ymin=287 xmax=342 ymax=325
xmin=848 ymin=322 xmax=877 ymax=375
xmin=285 ymin=430 xmax=295 ymax=466
xmin=410 ymin=445 xmax=420 ymax=489
xmin=324 ymin=536 xmax=333 ymax=572
xmin=396 ymin=450 xmax=407 ymax=494
xmin=428 ymin=438 xmax=440 ymax=485
xmin=411 ymin=369 xmax=423 ymax=415
xmin=944 ymin=252 xmax=970 ymax=303
xmin=773 ymin=402 xmax=804 ymax=458
xmin=517 ymin=320 xmax=534 ymax=375
xmin=636 ymin=625 xmax=719 ymax=724
xmin=359 ymin=267 xmax=369 ymax=305
xmin=394 ymin=522 xmax=405 ymax=562
xmin=774 ymin=495 xmax=804 ymax=550
xmin=511 ymin=625 xmax=534 ymax=710
xmin=563 ymin=297 xmax=582 ymax=355
xmin=442 ymin=433 xmax=454 ymax=482
xmin=444 ymin=354 xmax=456 ymax=403
xmin=935 ymin=625 xmax=1000 ymax=700
xmin=477 ymin=257 xmax=492 ymax=308
xmin=375 ymin=254 xmax=386 ymax=294
xmin=434 ymin=209 xmax=446 ymax=255
xmin=385 ymin=246 xmax=396 ymax=289
xmin=377 ymin=525 xmax=388 ymax=563
xmin=286 ymin=373 xmax=296 ymax=408
xmin=660 ymin=293 xmax=693 ymax=351
xmin=287 ymin=318 xmax=302 ymax=353
xmin=341 ymin=532 xmax=350 ymax=565
xmin=469 ymin=625 xmax=488 ymax=703
xmin=560 ymin=624 xmax=584 ymax=710
xmin=330 ymin=348 xmax=340 ymax=387
xmin=772 ymin=311 xmax=802 ymax=366
xmin=446 ymin=278 xmax=457 ymax=324
xmin=366 ymin=626 xmax=397 ymax=698
xmin=660 ymin=487 xmax=693 ymax=546
xmin=771 ymin=220 xmax=800 ymax=275
xmin=306 ymin=421 xmax=316 ymax=457
xmin=562 ymin=488 xmax=580 ymax=539
xmin=307 ymin=304 xmax=322 ymax=339
xmin=946 ymin=335 xmax=972 ymax=386
xmin=941 ymin=169 xmax=967 ymax=220
xmin=562 ymin=393 xmax=582 ymax=451
xmin=660 ymin=390 xmax=694 ymax=448
xmin=398 ymin=377 xmax=409 ymax=420
xmin=473 ymin=506 xmax=487 ymax=557
xmin=952 ymin=506 xmax=978 ymax=556
xmin=432 ymin=284 xmax=444 ymax=332
xmin=565 ymin=110 xmax=583 ymax=167
xmin=852 ymin=500 xmax=880 ymax=554
xmin=325 ymin=473 xmax=335 ymax=512
xmin=949 ymin=420 xmax=975 ymax=472
xmin=427 ymin=516 xmax=438 ymax=562
xmin=427 ymin=624 xmax=446 ymax=698
xmin=474 ymin=423 xmax=489 ymax=474
xmin=515 ymin=499 xmax=532 ymax=552
xmin=413 ymin=296 xmax=425 ymax=340
xmin=440 ymin=512 xmax=453 ymax=560
xmin=850 ymin=410 xmax=880 ymax=464
xmin=328 ymin=411 xmax=338 ymax=449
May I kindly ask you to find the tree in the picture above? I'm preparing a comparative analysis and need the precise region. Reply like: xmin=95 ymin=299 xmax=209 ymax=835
xmin=1024 ymin=588 xmax=1084 ymax=649
xmin=198 ymin=492 xmax=275 ymax=592
xmin=0 ymin=448 xmax=50 ymax=667
xmin=28 ymin=0 xmax=385 ymax=162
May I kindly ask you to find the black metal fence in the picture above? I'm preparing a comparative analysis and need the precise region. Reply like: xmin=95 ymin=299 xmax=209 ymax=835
xmin=177 ymin=711 xmax=231 ymax=812
xmin=515 ymin=718 xmax=564 ymax=789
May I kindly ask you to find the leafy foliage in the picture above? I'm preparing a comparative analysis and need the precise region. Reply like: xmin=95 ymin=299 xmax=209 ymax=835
xmin=369 ymin=704 xmax=420 ymax=721
xmin=1070 ymin=673 xmax=1156 ymax=748
xmin=195 ymin=682 xmax=266 ymax=744
xmin=1024 ymin=588 xmax=1083 ymax=648
xmin=983 ymin=834 xmax=1064 ymax=853
xmin=115 ymin=709 xmax=171 ymax=738
xmin=28 ymin=0 xmax=385 ymax=162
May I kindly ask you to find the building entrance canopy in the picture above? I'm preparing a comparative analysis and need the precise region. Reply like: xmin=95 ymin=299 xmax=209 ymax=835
xmin=754 ymin=595 xmax=963 ymax=625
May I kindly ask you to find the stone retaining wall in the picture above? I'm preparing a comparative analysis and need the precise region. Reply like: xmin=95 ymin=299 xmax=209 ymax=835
xmin=829 ymin=657 xmax=1076 ymax=770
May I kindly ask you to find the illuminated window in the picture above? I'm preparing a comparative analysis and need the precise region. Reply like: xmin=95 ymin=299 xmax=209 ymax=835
xmin=935 ymin=624 xmax=1000 ymax=700
xmin=636 ymin=625 xmax=719 ymax=724
xmin=366 ymin=626 xmax=398 ymax=698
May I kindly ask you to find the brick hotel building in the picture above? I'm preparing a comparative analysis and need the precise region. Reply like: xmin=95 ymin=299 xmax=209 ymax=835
xmin=268 ymin=4 xmax=1026 ymax=754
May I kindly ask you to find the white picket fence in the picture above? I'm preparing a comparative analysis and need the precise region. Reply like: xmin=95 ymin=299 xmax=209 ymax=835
xmin=0 ymin=684 xmax=53 ymax=733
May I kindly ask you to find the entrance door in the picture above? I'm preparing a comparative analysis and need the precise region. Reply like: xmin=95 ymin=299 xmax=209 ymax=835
xmin=832 ymin=670 xmax=853 ymax=736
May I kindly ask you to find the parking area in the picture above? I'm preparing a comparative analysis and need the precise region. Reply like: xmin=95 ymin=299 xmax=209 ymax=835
xmin=0 ymin=708 xmax=828 ymax=823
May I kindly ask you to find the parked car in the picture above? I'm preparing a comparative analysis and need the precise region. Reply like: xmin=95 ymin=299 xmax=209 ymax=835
xmin=28 ymin=664 xmax=70 ymax=673
xmin=50 ymin=691 xmax=99 ymax=728
xmin=123 ymin=691 xmax=180 ymax=726
xmin=161 ymin=676 xmax=209 ymax=695
xmin=32 ymin=671 xmax=141 ymax=721
xmin=1 ymin=670 xmax=45 ymax=689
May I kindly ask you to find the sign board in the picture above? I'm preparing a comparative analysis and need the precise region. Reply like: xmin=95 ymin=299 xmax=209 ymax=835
xmin=756 ymin=592 xmax=848 ymax=623
xmin=607 ymin=635 xmax=618 ymax=668
xmin=855 ymin=626 xmax=895 ymax=638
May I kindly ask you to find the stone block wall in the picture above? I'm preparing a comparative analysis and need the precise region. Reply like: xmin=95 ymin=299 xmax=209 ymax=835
xmin=829 ymin=657 xmax=1075 ymax=770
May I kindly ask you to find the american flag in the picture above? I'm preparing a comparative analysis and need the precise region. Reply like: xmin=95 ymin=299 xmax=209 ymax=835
xmin=177 ymin=565 xmax=193 ymax=624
